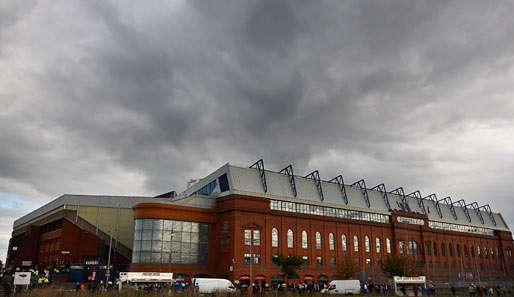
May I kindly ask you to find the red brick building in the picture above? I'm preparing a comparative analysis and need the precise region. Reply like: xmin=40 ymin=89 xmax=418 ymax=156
xmin=129 ymin=161 xmax=514 ymax=284
xmin=6 ymin=161 xmax=513 ymax=284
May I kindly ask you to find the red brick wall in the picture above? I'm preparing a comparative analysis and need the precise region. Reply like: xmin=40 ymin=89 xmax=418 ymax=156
xmin=131 ymin=194 xmax=514 ymax=283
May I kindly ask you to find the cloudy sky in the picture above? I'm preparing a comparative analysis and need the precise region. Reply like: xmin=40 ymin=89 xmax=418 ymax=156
xmin=2 ymin=0 xmax=514 ymax=261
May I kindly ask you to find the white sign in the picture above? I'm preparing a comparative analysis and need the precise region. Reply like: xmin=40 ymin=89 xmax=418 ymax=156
xmin=397 ymin=216 xmax=425 ymax=226
xmin=21 ymin=261 xmax=32 ymax=267
xmin=119 ymin=272 xmax=174 ymax=283
xmin=14 ymin=272 xmax=32 ymax=285
xmin=61 ymin=250 xmax=71 ymax=255
xmin=393 ymin=276 xmax=426 ymax=284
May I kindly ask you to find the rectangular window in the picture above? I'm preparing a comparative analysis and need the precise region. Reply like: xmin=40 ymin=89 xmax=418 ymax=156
xmin=244 ymin=229 xmax=252 ymax=245
xmin=302 ymin=256 xmax=309 ymax=264
xmin=244 ymin=253 xmax=252 ymax=264
xmin=253 ymin=230 xmax=261 ymax=246
xmin=218 ymin=174 xmax=230 ymax=192
xmin=329 ymin=257 xmax=336 ymax=266
xmin=316 ymin=256 xmax=323 ymax=265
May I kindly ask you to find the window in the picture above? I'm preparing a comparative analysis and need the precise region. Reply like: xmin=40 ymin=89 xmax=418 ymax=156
xmin=365 ymin=236 xmax=370 ymax=253
xmin=316 ymin=256 xmax=323 ymax=265
xmin=287 ymin=229 xmax=294 ymax=248
xmin=244 ymin=229 xmax=252 ymax=245
xmin=353 ymin=235 xmax=359 ymax=252
xmin=132 ymin=219 xmax=208 ymax=265
xmin=376 ymin=238 xmax=381 ymax=253
xmin=302 ymin=255 xmax=309 ymax=264
xmin=426 ymin=241 xmax=432 ymax=256
xmin=386 ymin=238 xmax=391 ymax=254
xmin=316 ymin=232 xmax=322 ymax=250
xmin=329 ymin=233 xmax=335 ymax=251
xmin=253 ymin=230 xmax=260 ymax=246
xmin=399 ymin=241 xmax=405 ymax=254
xmin=441 ymin=242 xmax=446 ymax=256
xmin=329 ymin=256 xmax=337 ymax=266
xmin=366 ymin=258 xmax=371 ymax=268
xmin=302 ymin=231 xmax=308 ymax=249
xmin=408 ymin=241 xmax=418 ymax=256
xmin=341 ymin=234 xmax=347 ymax=252
xmin=449 ymin=243 xmax=454 ymax=257
xmin=433 ymin=241 xmax=438 ymax=256
xmin=244 ymin=253 xmax=259 ymax=264
xmin=218 ymin=174 xmax=230 ymax=192
xmin=271 ymin=228 xmax=279 ymax=248
xmin=464 ymin=245 xmax=468 ymax=257
xmin=193 ymin=180 xmax=217 ymax=195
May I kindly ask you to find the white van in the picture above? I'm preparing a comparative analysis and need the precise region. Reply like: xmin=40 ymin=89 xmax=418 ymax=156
xmin=323 ymin=280 xmax=361 ymax=295
xmin=192 ymin=278 xmax=237 ymax=293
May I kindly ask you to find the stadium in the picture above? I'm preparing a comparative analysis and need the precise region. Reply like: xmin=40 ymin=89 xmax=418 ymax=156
xmin=6 ymin=160 xmax=514 ymax=284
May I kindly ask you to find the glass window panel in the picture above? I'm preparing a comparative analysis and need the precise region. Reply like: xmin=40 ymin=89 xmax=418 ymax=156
xmin=140 ymin=252 xmax=151 ymax=263
xmin=132 ymin=251 xmax=140 ymax=263
xmin=173 ymin=221 xmax=182 ymax=232
xmin=163 ymin=220 xmax=173 ymax=230
xmin=152 ymin=219 xmax=163 ymax=231
xmin=162 ymin=252 xmax=171 ymax=263
xmin=142 ymin=230 xmax=152 ymax=241
xmin=190 ymin=232 xmax=199 ymax=243
xmin=172 ymin=232 xmax=182 ymax=242
xmin=171 ymin=241 xmax=181 ymax=252
xmin=151 ymin=252 xmax=162 ymax=263
xmin=190 ymin=243 xmax=199 ymax=253
xmin=152 ymin=240 xmax=162 ymax=252
xmin=181 ymin=242 xmax=191 ymax=251
xmin=133 ymin=240 xmax=141 ymax=252
xmin=183 ymin=221 xmax=192 ymax=232
xmin=163 ymin=230 xmax=173 ymax=241
xmin=162 ymin=241 xmax=171 ymax=252
xmin=134 ymin=230 xmax=142 ymax=240
xmin=142 ymin=219 xmax=153 ymax=230
xmin=141 ymin=240 xmax=152 ymax=251
xmin=182 ymin=232 xmax=191 ymax=242
xmin=191 ymin=223 xmax=199 ymax=233
xmin=135 ymin=220 xmax=143 ymax=230
xmin=153 ymin=228 xmax=163 ymax=241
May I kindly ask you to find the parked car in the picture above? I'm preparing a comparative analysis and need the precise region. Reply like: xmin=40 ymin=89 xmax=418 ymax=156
xmin=192 ymin=278 xmax=236 ymax=293
xmin=322 ymin=280 xmax=361 ymax=295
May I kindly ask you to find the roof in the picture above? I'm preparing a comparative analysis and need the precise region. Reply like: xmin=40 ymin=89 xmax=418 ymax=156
xmin=179 ymin=161 xmax=509 ymax=231
xmin=13 ymin=194 xmax=159 ymax=228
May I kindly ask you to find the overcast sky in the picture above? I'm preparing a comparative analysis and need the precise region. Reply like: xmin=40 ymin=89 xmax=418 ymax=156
xmin=2 ymin=0 xmax=514 ymax=262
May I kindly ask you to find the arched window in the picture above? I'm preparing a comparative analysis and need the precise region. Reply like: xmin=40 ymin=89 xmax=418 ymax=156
xmin=386 ymin=238 xmax=391 ymax=254
xmin=315 ymin=232 xmax=322 ymax=250
xmin=271 ymin=228 xmax=279 ymax=248
xmin=449 ymin=243 xmax=454 ymax=257
xmin=329 ymin=233 xmax=335 ymax=251
xmin=353 ymin=235 xmax=359 ymax=252
xmin=408 ymin=241 xmax=418 ymax=255
xmin=376 ymin=237 xmax=381 ymax=253
xmin=287 ymin=229 xmax=294 ymax=248
xmin=399 ymin=241 xmax=405 ymax=254
xmin=341 ymin=234 xmax=347 ymax=252
xmin=364 ymin=235 xmax=370 ymax=253
xmin=441 ymin=242 xmax=446 ymax=256
xmin=302 ymin=231 xmax=308 ymax=249
xmin=433 ymin=241 xmax=438 ymax=256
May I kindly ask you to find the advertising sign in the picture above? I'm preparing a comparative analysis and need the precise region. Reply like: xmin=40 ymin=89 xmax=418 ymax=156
xmin=14 ymin=272 xmax=32 ymax=285
xmin=119 ymin=272 xmax=174 ymax=283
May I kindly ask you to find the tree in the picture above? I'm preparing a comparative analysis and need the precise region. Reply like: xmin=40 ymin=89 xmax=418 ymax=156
xmin=338 ymin=255 xmax=360 ymax=279
xmin=271 ymin=254 xmax=305 ymax=283
xmin=381 ymin=254 xmax=415 ymax=277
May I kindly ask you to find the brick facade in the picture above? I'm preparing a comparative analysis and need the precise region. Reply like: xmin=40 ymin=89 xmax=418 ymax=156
xmin=131 ymin=194 xmax=514 ymax=283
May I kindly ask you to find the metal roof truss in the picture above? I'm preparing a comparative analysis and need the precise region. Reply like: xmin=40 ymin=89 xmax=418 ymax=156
xmin=305 ymin=170 xmax=324 ymax=201
xmin=329 ymin=175 xmax=348 ymax=204
xmin=279 ymin=165 xmax=297 ymax=197
xmin=371 ymin=183 xmax=391 ymax=211
xmin=351 ymin=179 xmax=371 ymax=208
xmin=249 ymin=159 xmax=267 ymax=193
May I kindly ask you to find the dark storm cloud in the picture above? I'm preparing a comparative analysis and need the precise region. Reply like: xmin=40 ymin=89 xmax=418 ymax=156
xmin=2 ymin=0 xmax=514 ymax=260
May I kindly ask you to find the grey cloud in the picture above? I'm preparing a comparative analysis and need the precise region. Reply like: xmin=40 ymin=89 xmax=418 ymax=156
xmin=2 ymin=0 xmax=514 ymax=260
